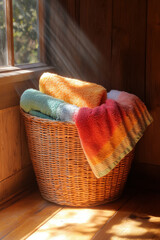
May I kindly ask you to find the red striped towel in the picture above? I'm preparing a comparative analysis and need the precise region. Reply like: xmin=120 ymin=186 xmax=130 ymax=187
xmin=75 ymin=90 xmax=153 ymax=178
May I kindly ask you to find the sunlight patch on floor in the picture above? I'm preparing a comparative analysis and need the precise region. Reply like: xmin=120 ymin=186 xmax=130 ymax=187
xmin=109 ymin=218 xmax=147 ymax=236
xmin=27 ymin=208 xmax=115 ymax=240
xmin=107 ymin=214 xmax=160 ymax=240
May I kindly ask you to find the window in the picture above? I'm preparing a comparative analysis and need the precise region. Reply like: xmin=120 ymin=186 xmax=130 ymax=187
xmin=0 ymin=0 xmax=52 ymax=89
xmin=0 ymin=0 xmax=44 ymax=67
xmin=0 ymin=0 xmax=7 ymax=66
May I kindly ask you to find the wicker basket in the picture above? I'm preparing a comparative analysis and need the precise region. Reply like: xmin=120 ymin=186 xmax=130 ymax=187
xmin=21 ymin=109 xmax=134 ymax=207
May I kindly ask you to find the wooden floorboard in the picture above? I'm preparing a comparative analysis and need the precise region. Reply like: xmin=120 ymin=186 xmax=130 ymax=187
xmin=0 ymin=190 xmax=160 ymax=240
xmin=26 ymin=193 xmax=131 ymax=240
xmin=92 ymin=191 xmax=160 ymax=240
xmin=0 ymin=191 xmax=62 ymax=240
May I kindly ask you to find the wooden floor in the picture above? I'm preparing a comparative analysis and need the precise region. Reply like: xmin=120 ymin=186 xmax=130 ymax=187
xmin=0 ymin=189 xmax=160 ymax=240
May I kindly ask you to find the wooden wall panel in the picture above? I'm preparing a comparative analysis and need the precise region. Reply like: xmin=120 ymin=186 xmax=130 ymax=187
xmin=0 ymin=106 xmax=21 ymax=181
xmin=0 ymin=79 xmax=38 ymax=110
xmin=0 ymin=166 xmax=35 ymax=204
xmin=0 ymin=106 xmax=34 ymax=203
xmin=46 ymin=0 xmax=78 ymax=77
xmin=146 ymin=0 xmax=160 ymax=110
xmin=20 ymin=114 xmax=31 ymax=168
xmin=79 ymin=0 xmax=112 ymax=89
xmin=51 ymin=0 xmax=146 ymax=95
xmin=135 ymin=0 xmax=160 ymax=165
xmin=47 ymin=0 xmax=112 ymax=88
xmin=0 ymin=83 xmax=20 ymax=110
xmin=0 ymin=85 xmax=36 ymax=202
xmin=111 ymin=0 xmax=147 ymax=99
xmin=59 ymin=0 xmax=76 ymax=19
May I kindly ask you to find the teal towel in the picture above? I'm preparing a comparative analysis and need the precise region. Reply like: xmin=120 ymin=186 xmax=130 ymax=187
xmin=29 ymin=110 xmax=54 ymax=120
xmin=20 ymin=89 xmax=79 ymax=122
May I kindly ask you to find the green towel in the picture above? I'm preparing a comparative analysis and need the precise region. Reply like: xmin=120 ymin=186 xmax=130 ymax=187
xmin=29 ymin=110 xmax=54 ymax=120
xmin=20 ymin=89 xmax=79 ymax=122
xmin=20 ymin=89 xmax=64 ymax=119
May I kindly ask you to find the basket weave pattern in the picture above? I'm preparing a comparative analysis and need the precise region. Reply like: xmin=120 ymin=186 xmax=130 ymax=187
xmin=22 ymin=110 xmax=134 ymax=207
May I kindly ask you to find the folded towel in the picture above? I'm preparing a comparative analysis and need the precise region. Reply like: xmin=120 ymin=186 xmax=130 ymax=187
xmin=75 ymin=90 xmax=153 ymax=178
xmin=20 ymin=89 xmax=79 ymax=122
xmin=39 ymin=72 xmax=107 ymax=108
xmin=29 ymin=110 xmax=54 ymax=120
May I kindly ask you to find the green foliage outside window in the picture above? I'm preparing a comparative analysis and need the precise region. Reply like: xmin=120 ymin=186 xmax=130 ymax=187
xmin=13 ymin=0 xmax=39 ymax=64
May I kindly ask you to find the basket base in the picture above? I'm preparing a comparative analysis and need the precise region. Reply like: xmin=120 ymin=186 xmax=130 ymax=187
xmin=41 ymin=190 xmax=124 ymax=207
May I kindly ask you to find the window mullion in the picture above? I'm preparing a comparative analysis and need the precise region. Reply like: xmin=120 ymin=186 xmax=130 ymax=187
xmin=39 ymin=0 xmax=45 ymax=63
xmin=6 ymin=0 xmax=14 ymax=66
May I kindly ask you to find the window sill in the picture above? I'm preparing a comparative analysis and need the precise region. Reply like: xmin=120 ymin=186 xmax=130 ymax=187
xmin=0 ymin=64 xmax=54 ymax=86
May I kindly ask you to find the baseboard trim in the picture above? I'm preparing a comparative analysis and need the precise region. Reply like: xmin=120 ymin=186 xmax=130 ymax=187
xmin=0 ymin=165 xmax=36 ymax=205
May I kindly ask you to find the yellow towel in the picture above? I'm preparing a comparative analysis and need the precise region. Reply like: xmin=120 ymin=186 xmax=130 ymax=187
xmin=39 ymin=72 xmax=107 ymax=108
